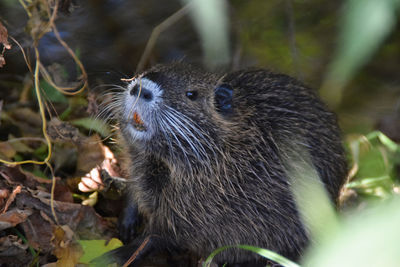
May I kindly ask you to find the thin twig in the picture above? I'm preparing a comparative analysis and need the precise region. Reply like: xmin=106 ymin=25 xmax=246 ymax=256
xmin=9 ymin=36 xmax=33 ymax=74
xmin=0 ymin=48 xmax=52 ymax=166
xmin=49 ymin=25 xmax=88 ymax=94
xmin=46 ymin=162 xmax=59 ymax=224
xmin=136 ymin=3 xmax=192 ymax=72
xmin=122 ymin=236 xmax=151 ymax=267
xmin=285 ymin=0 xmax=303 ymax=81
xmin=35 ymin=0 xmax=88 ymax=95
xmin=18 ymin=0 xmax=31 ymax=17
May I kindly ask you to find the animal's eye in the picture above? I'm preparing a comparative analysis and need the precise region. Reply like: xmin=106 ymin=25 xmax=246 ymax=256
xmin=186 ymin=91 xmax=198 ymax=101
xmin=215 ymin=83 xmax=233 ymax=114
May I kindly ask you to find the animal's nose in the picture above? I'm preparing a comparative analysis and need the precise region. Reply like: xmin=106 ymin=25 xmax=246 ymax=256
xmin=130 ymin=84 xmax=153 ymax=102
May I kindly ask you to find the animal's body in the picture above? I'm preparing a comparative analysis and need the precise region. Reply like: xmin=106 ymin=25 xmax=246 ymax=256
xmin=107 ymin=62 xmax=347 ymax=266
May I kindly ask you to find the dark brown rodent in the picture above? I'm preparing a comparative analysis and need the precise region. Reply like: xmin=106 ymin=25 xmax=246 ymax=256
xmin=105 ymin=62 xmax=347 ymax=266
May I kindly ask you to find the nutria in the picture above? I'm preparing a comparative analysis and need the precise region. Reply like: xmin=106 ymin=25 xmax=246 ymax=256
xmin=101 ymin=62 xmax=347 ymax=266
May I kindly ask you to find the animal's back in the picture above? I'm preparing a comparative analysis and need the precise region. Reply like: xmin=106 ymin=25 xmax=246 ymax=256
xmin=224 ymin=69 xmax=347 ymax=201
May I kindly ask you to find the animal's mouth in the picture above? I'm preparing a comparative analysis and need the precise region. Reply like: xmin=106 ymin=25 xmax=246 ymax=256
xmin=132 ymin=112 xmax=147 ymax=131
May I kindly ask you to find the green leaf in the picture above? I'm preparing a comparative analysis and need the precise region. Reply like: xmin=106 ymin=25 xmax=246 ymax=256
xmin=346 ymin=175 xmax=391 ymax=189
xmin=33 ymin=143 xmax=49 ymax=161
xmin=347 ymin=131 xmax=397 ymax=198
xmin=71 ymin=117 xmax=111 ymax=138
xmin=376 ymin=132 xmax=399 ymax=152
xmin=286 ymin=150 xmax=340 ymax=244
xmin=78 ymin=238 xmax=123 ymax=264
xmin=204 ymin=245 xmax=301 ymax=267
xmin=38 ymin=80 xmax=68 ymax=103
xmin=304 ymin=197 xmax=400 ymax=267
xmin=180 ymin=0 xmax=230 ymax=68
xmin=31 ymin=168 xmax=49 ymax=179
xmin=321 ymin=0 xmax=400 ymax=106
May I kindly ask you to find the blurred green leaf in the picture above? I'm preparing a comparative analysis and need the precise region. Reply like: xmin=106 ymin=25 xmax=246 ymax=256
xmin=31 ymin=168 xmax=48 ymax=179
xmin=78 ymin=238 xmax=123 ymax=264
xmin=286 ymin=150 xmax=340 ymax=244
xmin=60 ymin=96 xmax=88 ymax=120
xmin=322 ymin=0 xmax=400 ymax=106
xmin=33 ymin=143 xmax=49 ymax=161
xmin=303 ymin=197 xmax=400 ymax=267
xmin=347 ymin=131 xmax=399 ymax=199
xmin=38 ymin=80 xmax=68 ymax=103
xmin=204 ymin=244 xmax=300 ymax=267
xmin=180 ymin=0 xmax=230 ymax=68
xmin=375 ymin=131 xmax=399 ymax=152
xmin=71 ymin=117 xmax=111 ymax=138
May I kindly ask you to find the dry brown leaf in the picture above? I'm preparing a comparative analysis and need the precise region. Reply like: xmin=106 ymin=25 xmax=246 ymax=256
xmin=7 ymin=137 xmax=35 ymax=154
xmin=52 ymin=225 xmax=83 ymax=267
xmin=76 ymin=134 xmax=104 ymax=175
xmin=0 ymin=209 xmax=33 ymax=231
xmin=0 ymin=189 xmax=9 ymax=200
xmin=0 ymin=22 xmax=11 ymax=49
xmin=8 ymin=107 xmax=42 ymax=136
xmin=0 ymin=235 xmax=28 ymax=251
xmin=0 ymin=141 xmax=16 ymax=159
xmin=0 ymin=235 xmax=31 ymax=266
xmin=0 ymin=189 xmax=9 ymax=210
xmin=20 ymin=210 xmax=54 ymax=252
xmin=47 ymin=118 xmax=82 ymax=144
xmin=26 ymin=0 xmax=52 ymax=42
xmin=1 ymin=185 xmax=21 ymax=214
xmin=0 ymin=21 xmax=11 ymax=68
xmin=16 ymin=190 xmax=115 ymax=240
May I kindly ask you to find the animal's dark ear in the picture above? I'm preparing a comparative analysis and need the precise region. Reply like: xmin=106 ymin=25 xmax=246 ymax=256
xmin=215 ymin=83 xmax=233 ymax=114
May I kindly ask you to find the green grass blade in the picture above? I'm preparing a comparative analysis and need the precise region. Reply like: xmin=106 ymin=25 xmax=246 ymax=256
xmin=203 ymin=245 xmax=301 ymax=267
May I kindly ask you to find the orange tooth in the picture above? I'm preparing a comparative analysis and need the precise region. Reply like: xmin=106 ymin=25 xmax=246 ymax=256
xmin=133 ymin=112 xmax=144 ymax=125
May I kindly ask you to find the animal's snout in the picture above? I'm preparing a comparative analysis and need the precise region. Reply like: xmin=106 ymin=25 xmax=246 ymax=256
xmin=130 ymin=84 xmax=153 ymax=102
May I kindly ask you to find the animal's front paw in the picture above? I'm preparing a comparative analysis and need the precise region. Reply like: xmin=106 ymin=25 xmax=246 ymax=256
xmin=118 ymin=200 xmax=140 ymax=244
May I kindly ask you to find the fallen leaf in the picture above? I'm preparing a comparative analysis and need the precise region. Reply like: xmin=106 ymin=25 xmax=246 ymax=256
xmin=20 ymin=210 xmax=54 ymax=252
xmin=0 ymin=235 xmax=32 ymax=266
xmin=1 ymin=185 xmax=21 ymax=214
xmin=7 ymin=137 xmax=34 ymax=154
xmin=52 ymin=225 xmax=83 ymax=267
xmin=71 ymin=117 xmax=111 ymax=138
xmin=0 ymin=235 xmax=28 ymax=251
xmin=0 ymin=209 xmax=33 ymax=231
xmin=16 ymin=191 xmax=116 ymax=240
xmin=76 ymin=134 xmax=104 ymax=175
xmin=78 ymin=238 xmax=122 ymax=264
xmin=0 ymin=141 xmax=16 ymax=159
xmin=0 ymin=22 xmax=11 ymax=49
xmin=0 ymin=21 xmax=11 ymax=68
xmin=8 ymin=107 xmax=42 ymax=136
xmin=0 ymin=188 xmax=9 ymax=204
xmin=47 ymin=118 xmax=81 ymax=144
xmin=25 ymin=0 xmax=52 ymax=42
